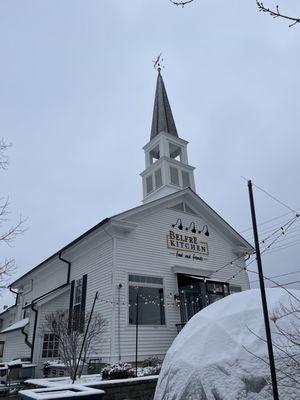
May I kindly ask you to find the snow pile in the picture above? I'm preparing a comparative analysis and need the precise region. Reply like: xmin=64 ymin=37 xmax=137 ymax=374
xmin=154 ymin=288 xmax=300 ymax=400
xmin=7 ymin=358 xmax=22 ymax=366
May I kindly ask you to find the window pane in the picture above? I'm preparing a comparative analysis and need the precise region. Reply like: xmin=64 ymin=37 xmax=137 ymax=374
xmin=129 ymin=275 xmax=163 ymax=285
xmin=170 ymin=167 xmax=179 ymax=186
xmin=230 ymin=285 xmax=242 ymax=294
xmin=42 ymin=334 xmax=59 ymax=358
xmin=0 ymin=342 xmax=4 ymax=357
xmin=146 ymin=175 xmax=153 ymax=194
xmin=74 ymin=278 xmax=83 ymax=305
xmin=182 ymin=171 xmax=190 ymax=188
xmin=155 ymin=169 xmax=162 ymax=189
xmin=129 ymin=286 xmax=165 ymax=325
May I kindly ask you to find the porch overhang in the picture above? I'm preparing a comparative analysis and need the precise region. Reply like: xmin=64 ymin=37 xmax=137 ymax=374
xmin=172 ymin=265 xmax=214 ymax=278
xmin=0 ymin=317 xmax=29 ymax=334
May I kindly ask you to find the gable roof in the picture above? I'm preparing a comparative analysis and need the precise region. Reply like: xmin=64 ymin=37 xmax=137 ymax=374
xmin=113 ymin=188 xmax=254 ymax=250
xmin=10 ymin=188 xmax=253 ymax=288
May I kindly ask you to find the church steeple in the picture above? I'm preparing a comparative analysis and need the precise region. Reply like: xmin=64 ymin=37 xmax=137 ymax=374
xmin=141 ymin=69 xmax=196 ymax=203
xmin=150 ymin=71 xmax=178 ymax=140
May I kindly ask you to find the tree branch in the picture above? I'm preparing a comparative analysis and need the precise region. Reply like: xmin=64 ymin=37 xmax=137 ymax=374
xmin=169 ymin=0 xmax=194 ymax=7
xmin=0 ymin=139 xmax=11 ymax=170
xmin=256 ymin=1 xmax=300 ymax=27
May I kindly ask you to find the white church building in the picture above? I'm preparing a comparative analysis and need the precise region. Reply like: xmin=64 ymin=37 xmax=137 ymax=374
xmin=0 ymin=69 xmax=253 ymax=376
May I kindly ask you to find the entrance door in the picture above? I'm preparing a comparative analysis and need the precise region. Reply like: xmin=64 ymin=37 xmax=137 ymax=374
xmin=177 ymin=274 xmax=229 ymax=324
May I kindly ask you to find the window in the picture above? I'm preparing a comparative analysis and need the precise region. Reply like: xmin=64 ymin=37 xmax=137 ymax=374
xmin=0 ymin=341 xmax=4 ymax=357
xmin=155 ymin=169 xmax=162 ymax=189
xmin=182 ymin=171 xmax=190 ymax=188
xmin=170 ymin=166 xmax=179 ymax=186
xmin=206 ymin=282 xmax=229 ymax=304
xmin=150 ymin=145 xmax=160 ymax=164
xmin=146 ymin=175 xmax=153 ymax=194
xmin=73 ymin=278 xmax=83 ymax=331
xmin=128 ymin=275 xmax=165 ymax=326
xmin=230 ymin=285 xmax=242 ymax=294
xmin=42 ymin=334 xmax=59 ymax=358
xmin=169 ymin=143 xmax=182 ymax=161
xmin=69 ymin=275 xmax=87 ymax=333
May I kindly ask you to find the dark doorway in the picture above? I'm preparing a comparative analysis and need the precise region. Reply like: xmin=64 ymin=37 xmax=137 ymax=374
xmin=176 ymin=274 xmax=229 ymax=324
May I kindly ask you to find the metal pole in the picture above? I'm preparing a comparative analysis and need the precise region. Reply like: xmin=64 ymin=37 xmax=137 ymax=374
xmin=248 ymin=180 xmax=279 ymax=400
xmin=135 ymin=289 xmax=139 ymax=377
xmin=72 ymin=291 xmax=99 ymax=383
xmin=118 ymin=284 xmax=122 ymax=361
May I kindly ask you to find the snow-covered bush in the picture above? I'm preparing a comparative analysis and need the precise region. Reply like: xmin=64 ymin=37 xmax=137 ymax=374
xmin=102 ymin=362 xmax=135 ymax=380
xmin=141 ymin=356 xmax=162 ymax=368
xmin=140 ymin=357 xmax=162 ymax=376
xmin=142 ymin=365 xmax=161 ymax=376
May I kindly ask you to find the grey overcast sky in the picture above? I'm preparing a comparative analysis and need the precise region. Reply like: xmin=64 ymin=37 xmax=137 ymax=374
xmin=1 ymin=0 xmax=299 ymax=306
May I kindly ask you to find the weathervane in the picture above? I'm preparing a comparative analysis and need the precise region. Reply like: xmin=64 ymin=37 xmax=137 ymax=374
xmin=153 ymin=53 xmax=164 ymax=72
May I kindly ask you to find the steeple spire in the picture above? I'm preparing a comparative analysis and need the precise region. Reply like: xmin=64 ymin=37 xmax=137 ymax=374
xmin=141 ymin=66 xmax=196 ymax=203
xmin=150 ymin=71 xmax=178 ymax=140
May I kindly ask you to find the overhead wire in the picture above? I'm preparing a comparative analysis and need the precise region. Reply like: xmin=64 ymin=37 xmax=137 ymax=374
xmin=250 ymin=269 xmax=300 ymax=284
xmin=239 ymin=208 xmax=300 ymax=234
xmin=251 ymin=181 xmax=298 ymax=214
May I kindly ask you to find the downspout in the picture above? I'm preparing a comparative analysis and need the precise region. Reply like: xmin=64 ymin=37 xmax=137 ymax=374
xmin=30 ymin=251 xmax=71 ymax=362
xmin=9 ymin=287 xmax=19 ymax=307
xmin=30 ymin=302 xmax=38 ymax=361
xmin=58 ymin=252 xmax=71 ymax=285
xmin=21 ymin=326 xmax=32 ymax=349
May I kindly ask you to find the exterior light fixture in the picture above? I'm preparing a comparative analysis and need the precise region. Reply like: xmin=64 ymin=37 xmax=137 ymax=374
xmin=199 ymin=224 xmax=210 ymax=237
xmin=172 ymin=218 xmax=183 ymax=230
xmin=186 ymin=222 xmax=196 ymax=233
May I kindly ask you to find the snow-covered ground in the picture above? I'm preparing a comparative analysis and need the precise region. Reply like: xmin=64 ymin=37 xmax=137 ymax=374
xmin=154 ymin=288 xmax=300 ymax=400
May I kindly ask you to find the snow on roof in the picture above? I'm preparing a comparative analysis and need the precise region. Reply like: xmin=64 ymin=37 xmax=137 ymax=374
xmin=0 ymin=317 xmax=29 ymax=334
xmin=155 ymin=288 xmax=300 ymax=400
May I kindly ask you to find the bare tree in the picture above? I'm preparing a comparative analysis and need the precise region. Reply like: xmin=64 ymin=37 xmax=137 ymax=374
xmin=0 ymin=139 xmax=26 ymax=289
xmin=42 ymin=310 xmax=106 ymax=381
xmin=245 ymin=295 xmax=300 ymax=392
xmin=169 ymin=0 xmax=300 ymax=27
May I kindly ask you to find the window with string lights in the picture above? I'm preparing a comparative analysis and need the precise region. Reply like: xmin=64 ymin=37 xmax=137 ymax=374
xmin=128 ymin=274 xmax=165 ymax=325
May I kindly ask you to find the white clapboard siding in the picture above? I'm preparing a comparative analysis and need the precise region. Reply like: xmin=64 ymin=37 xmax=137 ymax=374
xmin=65 ymin=234 xmax=114 ymax=361
xmin=21 ymin=259 xmax=69 ymax=306
xmin=1 ymin=330 xmax=31 ymax=362
xmin=33 ymin=290 xmax=70 ymax=376
xmin=112 ymin=206 xmax=249 ymax=360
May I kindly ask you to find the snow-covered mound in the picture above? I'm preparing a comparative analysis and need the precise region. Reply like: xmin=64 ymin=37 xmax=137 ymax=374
xmin=155 ymin=288 xmax=300 ymax=400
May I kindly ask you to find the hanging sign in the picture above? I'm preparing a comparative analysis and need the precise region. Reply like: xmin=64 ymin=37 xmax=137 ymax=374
xmin=166 ymin=230 xmax=209 ymax=256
